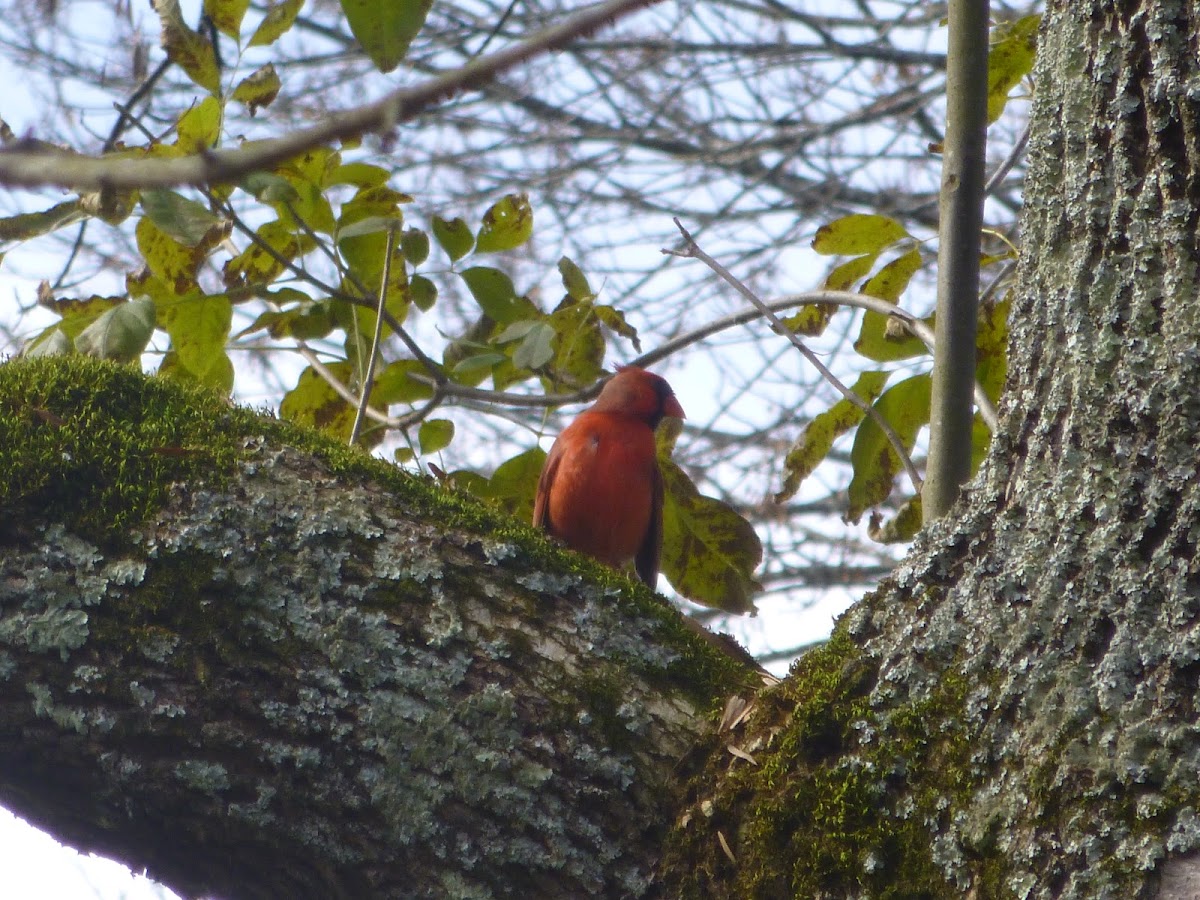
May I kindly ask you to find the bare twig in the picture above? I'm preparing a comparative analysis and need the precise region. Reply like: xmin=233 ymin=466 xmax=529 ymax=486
xmin=402 ymin=287 xmax=1000 ymax=434
xmin=784 ymin=293 xmax=999 ymax=431
xmin=665 ymin=217 xmax=924 ymax=495
xmin=985 ymin=123 xmax=1029 ymax=197
xmin=295 ymin=344 xmax=443 ymax=430
xmin=350 ymin=225 xmax=397 ymax=446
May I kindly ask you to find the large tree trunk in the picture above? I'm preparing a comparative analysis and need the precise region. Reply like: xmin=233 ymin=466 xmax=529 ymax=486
xmin=0 ymin=357 xmax=756 ymax=899
xmin=665 ymin=2 xmax=1200 ymax=897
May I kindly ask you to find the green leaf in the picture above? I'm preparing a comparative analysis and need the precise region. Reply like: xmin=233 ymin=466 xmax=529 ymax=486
xmin=401 ymin=228 xmax=430 ymax=266
xmin=785 ymin=253 xmax=881 ymax=337
xmin=374 ymin=359 xmax=436 ymax=404
xmin=435 ymin=468 xmax=489 ymax=495
xmin=409 ymin=274 xmax=437 ymax=312
xmin=153 ymin=0 xmax=220 ymax=93
xmin=813 ymin=214 xmax=910 ymax=256
xmin=418 ymin=418 xmax=455 ymax=454
xmin=475 ymin=194 xmax=533 ymax=254
xmin=241 ymin=172 xmax=300 ymax=204
xmin=74 ymin=298 xmax=156 ymax=362
xmin=23 ymin=329 xmax=73 ymax=358
xmin=329 ymin=162 xmax=392 ymax=188
xmin=489 ymin=356 xmax=529 ymax=392
xmin=826 ymin=252 xmax=879 ymax=291
xmin=452 ymin=352 xmax=507 ymax=377
xmin=660 ymin=458 xmax=762 ymax=614
xmin=340 ymin=0 xmax=432 ymax=73
xmin=159 ymin=347 xmax=234 ymax=394
xmin=223 ymin=220 xmax=317 ymax=288
xmin=484 ymin=447 xmax=546 ymax=521
xmin=847 ymin=373 xmax=931 ymax=523
xmin=336 ymin=189 xmax=407 ymax=301
xmin=782 ymin=304 xmax=835 ymax=338
xmin=140 ymin=189 xmax=226 ymax=248
xmin=337 ymin=215 xmax=402 ymax=241
xmin=970 ymin=413 xmax=992 ymax=473
xmin=548 ymin=299 xmax=605 ymax=385
xmin=867 ymin=495 xmax=923 ymax=543
xmin=0 ymin=200 xmax=84 ymax=242
xmin=135 ymin=217 xmax=202 ymax=295
xmin=988 ymin=15 xmax=1040 ymax=123
xmin=203 ymin=0 xmax=250 ymax=38
xmin=37 ymin=292 xmax=125 ymax=325
xmin=862 ymin=246 xmax=923 ymax=303
xmin=281 ymin=364 xmax=377 ymax=446
xmin=558 ymin=256 xmax=593 ymax=301
xmin=176 ymin=97 xmax=223 ymax=153
xmin=974 ymin=296 xmax=1010 ymax=403
xmin=775 ymin=371 xmax=890 ymax=503
xmin=232 ymin=63 xmax=281 ymax=116
xmin=158 ymin=293 xmax=233 ymax=389
xmin=853 ymin=249 xmax=928 ymax=362
xmin=432 ymin=216 xmax=474 ymax=262
xmin=592 ymin=305 xmax=641 ymax=352
xmin=280 ymin=182 xmax=337 ymax=237
xmin=235 ymin=303 xmax=336 ymax=341
xmin=493 ymin=321 xmax=538 ymax=344
xmin=512 ymin=322 xmax=556 ymax=371
xmin=249 ymin=0 xmax=304 ymax=46
xmin=460 ymin=267 xmax=535 ymax=325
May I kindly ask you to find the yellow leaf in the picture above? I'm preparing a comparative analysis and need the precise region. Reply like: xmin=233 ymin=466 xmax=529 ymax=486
xmin=813 ymin=214 xmax=909 ymax=256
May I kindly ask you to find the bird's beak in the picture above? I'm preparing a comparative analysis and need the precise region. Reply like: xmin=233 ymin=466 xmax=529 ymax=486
xmin=664 ymin=394 xmax=686 ymax=420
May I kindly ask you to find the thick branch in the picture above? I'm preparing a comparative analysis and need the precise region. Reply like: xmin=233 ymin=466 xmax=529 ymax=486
xmin=0 ymin=0 xmax=662 ymax=190
xmin=0 ymin=356 xmax=748 ymax=899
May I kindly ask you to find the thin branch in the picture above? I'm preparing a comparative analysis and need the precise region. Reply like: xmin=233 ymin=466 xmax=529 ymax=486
xmin=350 ymin=226 xmax=397 ymax=446
xmin=404 ymin=288 xmax=1000 ymax=432
xmin=295 ymin=344 xmax=443 ymax=430
xmin=665 ymin=217 xmax=924 ymax=496
xmin=0 ymin=0 xmax=664 ymax=190
xmin=985 ymin=122 xmax=1029 ymax=196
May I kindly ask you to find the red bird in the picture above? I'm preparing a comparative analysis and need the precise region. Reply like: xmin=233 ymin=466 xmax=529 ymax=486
xmin=534 ymin=367 xmax=685 ymax=586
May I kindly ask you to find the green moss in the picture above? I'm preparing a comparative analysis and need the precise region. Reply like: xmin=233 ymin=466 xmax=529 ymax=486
xmin=1 ymin=357 xmax=243 ymax=542
xmin=0 ymin=355 xmax=515 ymax=549
xmin=664 ymin=625 xmax=990 ymax=898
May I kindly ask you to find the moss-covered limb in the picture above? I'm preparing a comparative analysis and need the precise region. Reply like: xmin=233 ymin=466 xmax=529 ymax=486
xmin=662 ymin=622 xmax=979 ymax=899
xmin=0 ymin=356 xmax=756 ymax=900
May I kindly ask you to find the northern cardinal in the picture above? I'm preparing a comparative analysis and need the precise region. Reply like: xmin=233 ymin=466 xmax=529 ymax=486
xmin=533 ymin=366 xmax=685 ymax=585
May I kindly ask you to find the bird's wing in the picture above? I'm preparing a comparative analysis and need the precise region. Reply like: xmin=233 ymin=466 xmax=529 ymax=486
xmin=532 ymin=440 xmax=563 ymax=529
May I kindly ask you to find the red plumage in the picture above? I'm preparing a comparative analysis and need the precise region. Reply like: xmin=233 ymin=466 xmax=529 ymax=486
xmin=533 ymin=367 xmax=685 ymax=586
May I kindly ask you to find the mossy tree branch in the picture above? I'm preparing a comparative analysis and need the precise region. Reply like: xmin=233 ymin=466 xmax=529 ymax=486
xmin=0 ymin=357 xmax=751 ymax=899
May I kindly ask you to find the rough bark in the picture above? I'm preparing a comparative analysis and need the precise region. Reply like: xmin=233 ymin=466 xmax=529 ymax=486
xmin=0 ymin=357 xmax=752 ymax=899
xmin=665 ymin=1 xmax=1200 ymax=897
